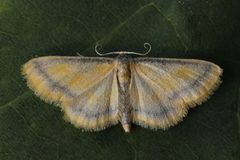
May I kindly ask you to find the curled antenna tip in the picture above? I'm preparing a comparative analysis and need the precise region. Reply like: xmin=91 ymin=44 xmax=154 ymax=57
xmin=143 ymin=42 xmax=151 ymax=55
xmin=144 ymin=42 xmax=151 ymax=48
xmin=95 ymin=43 xmax=103 ymax=56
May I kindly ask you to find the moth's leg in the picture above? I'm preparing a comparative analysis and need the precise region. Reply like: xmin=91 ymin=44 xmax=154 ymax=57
xmin=76 ymin=52 xmax=84 ymax=57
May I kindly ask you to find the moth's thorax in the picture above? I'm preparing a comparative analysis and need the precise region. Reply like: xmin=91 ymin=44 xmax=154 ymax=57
xmin=115 ymin=55 xmax=131 ymax=88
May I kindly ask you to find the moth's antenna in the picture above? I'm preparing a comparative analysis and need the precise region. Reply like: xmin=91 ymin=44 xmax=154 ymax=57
xmin=134 ymin=42 xmax=151 ymax=56
xmin=95 ymin=42 xmax=152 ymax=56
xmin=95 ymin=43 xmax=123 ymax=56
xmin=95 ymin=43 xmax=104 ymax=56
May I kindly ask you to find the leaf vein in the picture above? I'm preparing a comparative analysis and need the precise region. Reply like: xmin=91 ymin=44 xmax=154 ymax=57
xmin=80 ymin=2 xmax=155 ymax=53
xmin=10 ymin=105 xmax=60 ymax=159
xmin=151 ymin=2 xmax=189 ymax=52
xmin=0 ymin=91 xmax=32 ymax=111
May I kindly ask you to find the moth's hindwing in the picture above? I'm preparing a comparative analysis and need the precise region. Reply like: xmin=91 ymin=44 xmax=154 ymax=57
xmin=22 ymin=56 xmax=119 ymax=131
xmin=130 ymin=58 xmax=222 ymax=129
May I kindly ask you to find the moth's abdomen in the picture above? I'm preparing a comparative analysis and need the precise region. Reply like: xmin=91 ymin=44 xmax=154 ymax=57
xmin=116 ymin=57 xmax=132 ymax=132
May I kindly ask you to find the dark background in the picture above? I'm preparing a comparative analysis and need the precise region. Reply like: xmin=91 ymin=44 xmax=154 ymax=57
xmin=0 ymin=0 xmax=239 ymax=159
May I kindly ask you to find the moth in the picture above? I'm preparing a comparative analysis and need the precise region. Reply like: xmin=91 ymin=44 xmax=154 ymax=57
xmin=22 ymin=43 xmax=223 ymax=132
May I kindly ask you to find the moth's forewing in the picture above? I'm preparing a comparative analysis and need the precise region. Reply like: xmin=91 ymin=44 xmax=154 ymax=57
xmin=22 ymin=56 xmax=119 ymax=131
xmin=130 ymin=58 xmax=222 ymax=129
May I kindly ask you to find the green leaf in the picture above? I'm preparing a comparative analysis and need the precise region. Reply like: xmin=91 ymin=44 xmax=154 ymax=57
xmin=0 ymin=0 xmax=239 ymax=159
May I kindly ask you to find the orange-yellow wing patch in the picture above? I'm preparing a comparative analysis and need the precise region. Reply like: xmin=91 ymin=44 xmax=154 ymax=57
xmin=22 ymin=56 xmax=119 ymax=131
xmin=130 ymin=58 xmax=222 ymax=129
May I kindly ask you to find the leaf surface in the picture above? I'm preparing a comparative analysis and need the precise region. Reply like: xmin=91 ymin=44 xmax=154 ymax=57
xmin=0 ymin=0 xmax=239 ymax=159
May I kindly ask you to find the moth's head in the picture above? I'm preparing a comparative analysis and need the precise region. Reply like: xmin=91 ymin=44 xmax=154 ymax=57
xmin=95 ymin=43 xmax=151 ymax=57
xmin=116 ymin=53 xmax=130 ymax=61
